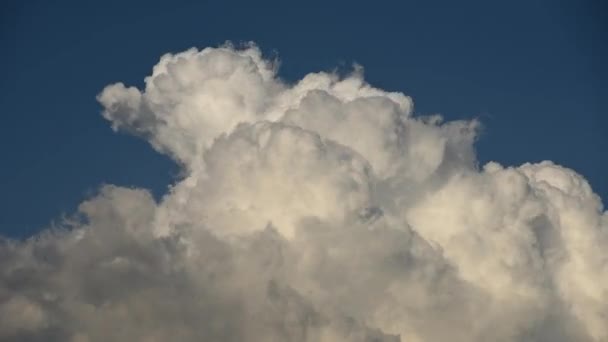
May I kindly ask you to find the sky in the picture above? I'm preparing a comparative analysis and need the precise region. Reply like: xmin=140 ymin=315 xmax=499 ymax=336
xmin=1 ymin=0 xmax=606 ymax=237
xmin=1 ymin=1 xmax=608 ymax=341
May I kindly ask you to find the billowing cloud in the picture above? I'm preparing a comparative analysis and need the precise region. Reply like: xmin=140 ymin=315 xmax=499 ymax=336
xmin=1 ymin=43 xmax=606 ymax=342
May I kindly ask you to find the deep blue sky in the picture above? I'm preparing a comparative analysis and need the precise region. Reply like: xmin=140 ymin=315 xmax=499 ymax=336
xmin=1 ymin=0 xmax=606 ymax=237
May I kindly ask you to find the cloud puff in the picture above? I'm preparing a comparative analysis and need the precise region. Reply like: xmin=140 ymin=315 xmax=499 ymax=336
xmin=2 ymin=43 xmax=606 ymax=341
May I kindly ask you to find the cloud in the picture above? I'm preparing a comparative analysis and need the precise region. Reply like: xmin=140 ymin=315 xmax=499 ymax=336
xmin=1 ymin=43 xmax=606 ymax=341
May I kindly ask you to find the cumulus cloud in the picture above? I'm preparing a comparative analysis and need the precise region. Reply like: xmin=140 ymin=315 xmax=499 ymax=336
xmin=1 ymin=43 xmax=607 ymax=341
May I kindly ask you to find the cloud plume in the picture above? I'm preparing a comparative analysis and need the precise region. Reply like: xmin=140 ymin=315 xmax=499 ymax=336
xmin=1 ymin=43 xmax=606 ymax=341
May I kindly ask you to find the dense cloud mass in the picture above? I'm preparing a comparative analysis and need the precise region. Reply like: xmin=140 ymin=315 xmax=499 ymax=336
xmin=2 ymin=43 xmax=607 ymax=341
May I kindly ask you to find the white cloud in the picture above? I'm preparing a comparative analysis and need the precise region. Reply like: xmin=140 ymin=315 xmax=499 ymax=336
xmin=1 ymin=43 xmax=606 ymax=341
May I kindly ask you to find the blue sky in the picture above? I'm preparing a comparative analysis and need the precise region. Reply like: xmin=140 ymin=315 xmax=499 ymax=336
xmin=1 ymin=0 xmax=606 ymax=238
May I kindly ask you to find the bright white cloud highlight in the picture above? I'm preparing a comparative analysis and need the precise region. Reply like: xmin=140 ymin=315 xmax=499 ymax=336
xmin=1 ymin=43 xmax=606 ymax=342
